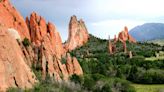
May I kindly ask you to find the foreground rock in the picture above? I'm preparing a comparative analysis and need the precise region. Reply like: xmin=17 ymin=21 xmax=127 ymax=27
xmin=0 ymin=26 xmax=37 ymax=92
xmin=64 ymin=15 xmax=89 ymax=51
xmin=0 ymin=0 xmax=30 ymax=40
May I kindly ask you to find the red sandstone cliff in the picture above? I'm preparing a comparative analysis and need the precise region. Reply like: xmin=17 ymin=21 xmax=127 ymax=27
xmin=0 ymin=1 xmax=37 ymax=91
xmin=0 ymin=26 xmax=37 ymax=92
xmin=0 ymin=0 xmax=30 ymax=40
xmin=0 ymin=0 xmax=84 ymax=91
xmin=64 ymin=15 xmax=89 ymax=51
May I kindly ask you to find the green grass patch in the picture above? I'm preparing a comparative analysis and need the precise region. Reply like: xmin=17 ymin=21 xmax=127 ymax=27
xmin=145 ymin=56 xmax=164 ymax=61
xmin=132 ymin=84 xmax=164 ymax=92
xmin=145 ymin=51 xmax=164 ymax=61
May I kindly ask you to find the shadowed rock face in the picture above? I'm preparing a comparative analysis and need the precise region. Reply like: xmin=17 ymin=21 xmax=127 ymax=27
xmin=0 ymin=26 xmax=37 ymax=92
xmin=26 ymin=12 xmax=66 ymax=80
xmin=64 ymin=15 xmax=89 ymax=52
xmin=0 ymin=0 xmax=30 ymax=40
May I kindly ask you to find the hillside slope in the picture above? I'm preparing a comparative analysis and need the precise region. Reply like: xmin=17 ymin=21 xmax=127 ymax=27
xmin=71 ymin=34 xmax=164 ymax=84
xmin=129 ymin=23 xmax=164 ymax=41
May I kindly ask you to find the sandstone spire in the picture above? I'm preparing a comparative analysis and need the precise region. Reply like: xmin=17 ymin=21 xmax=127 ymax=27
xmin=108 ymin=26 xmax=136 ymax=54
xmin=118 ymin=26 xmax=136 ymax=43
xmin=64 ymin=15 xmax=89 ymax=51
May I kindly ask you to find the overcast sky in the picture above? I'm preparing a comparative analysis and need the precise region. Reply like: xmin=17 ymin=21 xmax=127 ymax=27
xmin=11 ymin=0 xmax=164 ymax=41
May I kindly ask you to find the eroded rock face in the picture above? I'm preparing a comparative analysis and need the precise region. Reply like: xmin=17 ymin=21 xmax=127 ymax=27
xmin=64 ymin=15 xmax=89 ymax=51
xmin=72 ymin=57 xmax=83 ymax=75
xmin=26 ymin=12 xmax=47 ymax=46
xmin=26 ymin=13 xmax=83 ymax=81
xmin=26 ymin=13 xmax=65 ymax=80
xmin=0 ymin=26 xmax=37 ymax=92
xmin=66 ymin=53 xmax=83 ymax=76
xmin=0 ymin=0 xmax=30 ymax=40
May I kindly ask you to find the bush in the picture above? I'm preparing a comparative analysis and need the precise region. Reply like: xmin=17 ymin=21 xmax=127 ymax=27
xmin=83 ymin=74 xmax=95 ymax=90
xmin=93 ymin=78 xmax=136 ymax=92
xmin=70 ymin=74 xmax=83 ymax=84
xmin=61 ymin=57 xmax=67 ymax=64
xmin=7 ymin=88 xmax=23 ymax=92
xmin=22 ymin=38 xmax=30 ymax=47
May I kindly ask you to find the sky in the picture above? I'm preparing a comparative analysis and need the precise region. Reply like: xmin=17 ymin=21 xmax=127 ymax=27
xmin=11 ymin=0 xmax=164 ymax=41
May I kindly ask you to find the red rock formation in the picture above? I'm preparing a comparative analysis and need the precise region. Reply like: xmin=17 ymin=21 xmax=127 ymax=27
xmin=72 ymin=57 xmax=83 ymax=75
xmin=26 ymin=12 xmax=47 ymax=46
xmin=108 ymin=35 xmax=116 ymax=54
xmin=108 ymin=44 xmax=116 ymax=54
xmin=0 ymin=0 xmax=30 ymax=40
xmin=26 ymin=13 xmax=83 ymax=81
xmin=108 ymin=26 xmax=136 ymax=54
xmin=47 ymin=22 xmax=65 ymax=58
xmin=66 ymin=53 xmax=74 ymax=75
xmin=118 ymin=26 xmax=136 ymax=43
xmin=66 ymin=53 xmax=83 ymax=76
xmin=64 ymin=15 xmax=89 ymax=51
xmin=0 ymin=26 xmax=37 ymax=92
xmin=114 ymin=35 xmax=118 ymax=43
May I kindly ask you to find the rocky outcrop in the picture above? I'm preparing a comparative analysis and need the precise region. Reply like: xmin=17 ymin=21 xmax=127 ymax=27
xmin=108 ymin=35 xmax=116 ymax=54
xmin=108 ymin=26 xmax=136 ymax=54
xmin=0 ymin=0 xmax=30 ymax=40
xmin=64 ymin=15 xmax=89 ymax=51
xmin=26 ymin=12 xmax=47 ymax=46
xmin=0 ymin=26 xmax=37 ymax=92
xmin=65 ymin=53 xmax=83 ymax=76
xmin=26 ymin=13 xmax=83 ymax=81
xmin=118 ymin=26 xmax=136 ymax=43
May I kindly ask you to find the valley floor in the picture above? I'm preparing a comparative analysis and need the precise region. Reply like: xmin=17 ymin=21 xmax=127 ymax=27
xmin=132 ymin=84 xmax=164 ymax=92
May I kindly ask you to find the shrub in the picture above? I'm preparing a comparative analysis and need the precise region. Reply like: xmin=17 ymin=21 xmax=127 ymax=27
xmin=61 ymin=57 xmax=67 ymax=64
xmin=70 ymin=74 xmax=83 ymax=84
xmin=22 ymin=38 xmax=30 ymax=47
xmin=83 ymin=74 xmax=95 ymax=90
